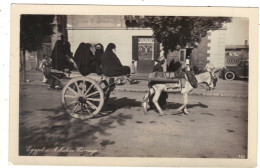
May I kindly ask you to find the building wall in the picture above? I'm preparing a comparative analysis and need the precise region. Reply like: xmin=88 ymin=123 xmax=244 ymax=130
xmin=191 ymin=34 xmax=211 ymax=71
xmin=191 ymin=29 xmax=227 ymax=70
xmin=67 ymin=15 xmax=126 ymax=29
xmin=24 ymin=43 xmax=52 ymax=70
xmin=25 ymin=51 xmax=37 ymax=70
xmin=207 ymin=29 xmax=227 ymax=68
xmin=67 ymin=29 xmax=153 ymax=66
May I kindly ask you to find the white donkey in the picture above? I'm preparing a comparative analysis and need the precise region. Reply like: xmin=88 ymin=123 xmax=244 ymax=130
xmin=142 ymin=67 xmax=218 ymax=115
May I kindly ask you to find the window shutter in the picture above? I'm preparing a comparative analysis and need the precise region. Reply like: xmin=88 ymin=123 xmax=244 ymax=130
xmin=132 ymin=36 xmax=138 ymax=61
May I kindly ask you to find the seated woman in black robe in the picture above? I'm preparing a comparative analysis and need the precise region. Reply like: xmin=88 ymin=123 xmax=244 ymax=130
xmin=101 ymin=43 xmax=130 ymax=77
xmin=73 ymin=43 xmax=92 ymax=76
xmin=88 ymin=44 xmax=103 ymax=75
xmin=73 ymin=42 xmax=103 ymax=76
xmin=95 ymin=43 xmax=104 ymax=66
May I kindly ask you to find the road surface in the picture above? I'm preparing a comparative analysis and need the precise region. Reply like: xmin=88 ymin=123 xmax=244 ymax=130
xmin=19 ymin=84 xmax=248 ymax=158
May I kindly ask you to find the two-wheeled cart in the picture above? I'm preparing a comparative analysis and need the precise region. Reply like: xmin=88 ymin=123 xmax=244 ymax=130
xmin=61 ymin=71 xmax=180 ymax=119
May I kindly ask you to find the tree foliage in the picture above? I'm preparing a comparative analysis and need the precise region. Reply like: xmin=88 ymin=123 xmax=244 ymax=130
xmin=137 ymin=16 xmax=232 ymax=53
xmin=20 ymin=15 xmax=55 ymax=51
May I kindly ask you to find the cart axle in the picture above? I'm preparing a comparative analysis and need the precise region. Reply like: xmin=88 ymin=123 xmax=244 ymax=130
xmin=78 ymin=96 xmax=86 ymax=103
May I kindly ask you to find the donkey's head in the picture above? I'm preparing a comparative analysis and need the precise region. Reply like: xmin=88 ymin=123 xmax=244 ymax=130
xmin=197 ymin=69 xmax=218 ymax=90
xmin=204 ymin=64 xmax=220 ymax=90
xmin=208 ymin=70 xmax=218 ymax=90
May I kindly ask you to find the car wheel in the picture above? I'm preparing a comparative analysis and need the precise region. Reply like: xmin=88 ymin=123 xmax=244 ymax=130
xmin=224 ymin=71 xmax=235 ymax=80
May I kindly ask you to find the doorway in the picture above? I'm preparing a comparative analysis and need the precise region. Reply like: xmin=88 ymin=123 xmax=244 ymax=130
xmin=132 ymin=36 xmax=160 ymax=73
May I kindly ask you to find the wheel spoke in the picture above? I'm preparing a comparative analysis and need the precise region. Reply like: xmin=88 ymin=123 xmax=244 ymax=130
xmin=65 ymin=95 xmax=77 ymax=99
xmin=67 ymin=100 xmax=78 ymax=107
xmin=85 ymin=90 xmax=99 ymax=98
xmin=86 ymin=100 xmax=97 ymax=109
xmin=74 ymin=82 xmax=81 ymax=94
xmin=72 ymin=103 xmax=79 ymax=113
xmin=83 ymin=81 xmax=87 ymax=93
xmin=83 ymin=104 xmax=92 ymax=114
xmin=80 ymin=104 xmax=84 ymax=115
xmin=84 ymin=83 xmax=94 ymax=96
xmin=68 ymin=86 xmax=80 ymax=96
xmin=87 ymin=98 xmax=100 ymax=102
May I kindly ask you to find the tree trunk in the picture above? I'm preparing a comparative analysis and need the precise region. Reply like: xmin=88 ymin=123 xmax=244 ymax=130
xmin=36 ymin=48 xmax=40 ymax=70
xmin=21 ymin=49 xmax=26 ymax=82
xmin=36 ymin=35 xmax=40 ymax=70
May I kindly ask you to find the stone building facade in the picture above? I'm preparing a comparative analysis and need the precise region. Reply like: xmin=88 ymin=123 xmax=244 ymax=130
xmin=46 ymin=16 xmax=249 ymax=73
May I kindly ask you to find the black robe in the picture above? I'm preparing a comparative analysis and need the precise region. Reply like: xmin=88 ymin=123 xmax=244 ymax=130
xmin=51 ymin=40 xmax=72 ymax=70
xmin=153 ymin=63 xmax=163 ymax=72
xmin=74 ymin=43 xmax=102 ymax=76
xmin=95 ymin=43 xmax=104 ymax=65
xmin=74 ymin=43 xmax=91 ymax=76
xmin=101 ymin=51 xmax=130 ymax=77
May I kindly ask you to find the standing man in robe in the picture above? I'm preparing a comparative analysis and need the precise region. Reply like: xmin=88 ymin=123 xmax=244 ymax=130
xmin=51 ymin=34 xmax=72 ymax=71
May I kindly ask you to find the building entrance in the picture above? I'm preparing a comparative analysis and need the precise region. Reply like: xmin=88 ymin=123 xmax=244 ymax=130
xmin=132 ymin=36 xmax=160 ymax=73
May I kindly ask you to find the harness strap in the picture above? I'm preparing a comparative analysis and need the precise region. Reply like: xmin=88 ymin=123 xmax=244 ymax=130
xmin=197 ymin=83 xmax=210 ymax=91
xmin=196 ymin=72 xmax=214 ymax=91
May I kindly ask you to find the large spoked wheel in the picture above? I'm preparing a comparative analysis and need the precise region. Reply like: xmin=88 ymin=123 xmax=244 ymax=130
xmin=224 ymin=71 xmax=235 ymax=80
xmin=61 ymin=77 xmax=104 ymax=119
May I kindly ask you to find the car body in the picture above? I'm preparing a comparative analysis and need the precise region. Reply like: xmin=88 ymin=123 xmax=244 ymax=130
xmin=221 ymin=60 xmax=248 ymax=80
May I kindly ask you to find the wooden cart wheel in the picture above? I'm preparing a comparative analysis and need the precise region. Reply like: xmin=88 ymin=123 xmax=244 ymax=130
xmin=61 ymin=77 xmax=104 ymax=119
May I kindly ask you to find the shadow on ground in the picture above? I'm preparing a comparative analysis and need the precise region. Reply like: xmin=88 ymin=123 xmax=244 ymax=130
xmin=147 ymin=101 xmax=208 ymax=115
xmin=19 ymin=96 xmax=141 ymax=156
xmin=95 ymin=97 xmax=142 ymax=118
xmin=167 ymin=101 xmax=208 ymax=110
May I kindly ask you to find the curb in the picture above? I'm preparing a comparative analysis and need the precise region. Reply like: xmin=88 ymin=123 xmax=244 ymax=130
xmin=23 ymin=82 xmax=248 ymax=98
xmin=114 ymin=88 xmax=248 ymax=98
xmin=189 ymin=92 xmax=248 ymax=98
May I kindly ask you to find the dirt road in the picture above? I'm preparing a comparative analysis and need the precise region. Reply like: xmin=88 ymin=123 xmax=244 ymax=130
xmin=19 ymin=84 xmax=248 ymax=158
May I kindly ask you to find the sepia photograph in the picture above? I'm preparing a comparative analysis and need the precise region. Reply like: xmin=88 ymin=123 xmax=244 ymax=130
xmin=9 ymin=5 xmax=258 ymax=167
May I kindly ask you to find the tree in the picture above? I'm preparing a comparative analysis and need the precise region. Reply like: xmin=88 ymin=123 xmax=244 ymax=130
xmin=20 ymin=15 xmax=55 ymax=82
xmin=137 ymin=16 xmax=232 ymax=55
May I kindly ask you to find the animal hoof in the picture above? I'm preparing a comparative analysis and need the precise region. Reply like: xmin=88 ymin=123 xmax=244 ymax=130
xmin=175 ymin=108 xmax=182 ymax=113
xmin=144 ymin=110 xmax=148 ymax=115
xmin=142 ymin=102 xmax=148 ymax=114
xmin=183 ymin=109 xmax=189 ymax=115
xmin=158 ymin=111 xmax=164 ymax=116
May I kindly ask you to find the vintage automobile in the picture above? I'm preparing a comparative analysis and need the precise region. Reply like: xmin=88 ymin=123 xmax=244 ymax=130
xmin=221 ymin=60 xmax=248 ymax=80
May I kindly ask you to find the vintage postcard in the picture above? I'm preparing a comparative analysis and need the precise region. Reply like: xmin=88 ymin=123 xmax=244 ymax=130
xmin=9 ymin=4 xmax=258 ymax=167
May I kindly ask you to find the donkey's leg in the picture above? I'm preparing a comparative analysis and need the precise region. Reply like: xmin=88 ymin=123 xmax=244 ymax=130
xmin=183 ymin=107 xmax=189 ymax=114
xmin=142 ymin=87 xmax=155 ymax=114
xmin=176 ymin=82 xmax=192 ymax=113
xmin=152 ymin=87 xmax=164 ymax=116
xmin=182 ymin=93 xmax=189 ymax=114
xmin=176 ymin=92 xmax=188 ymax=113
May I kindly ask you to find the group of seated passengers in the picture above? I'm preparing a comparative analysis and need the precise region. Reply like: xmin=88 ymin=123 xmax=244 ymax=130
xmin=41 ymin=42 xmax=131 ymax=89
xmin=70 ymin=42 xmax=130 ymax=78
